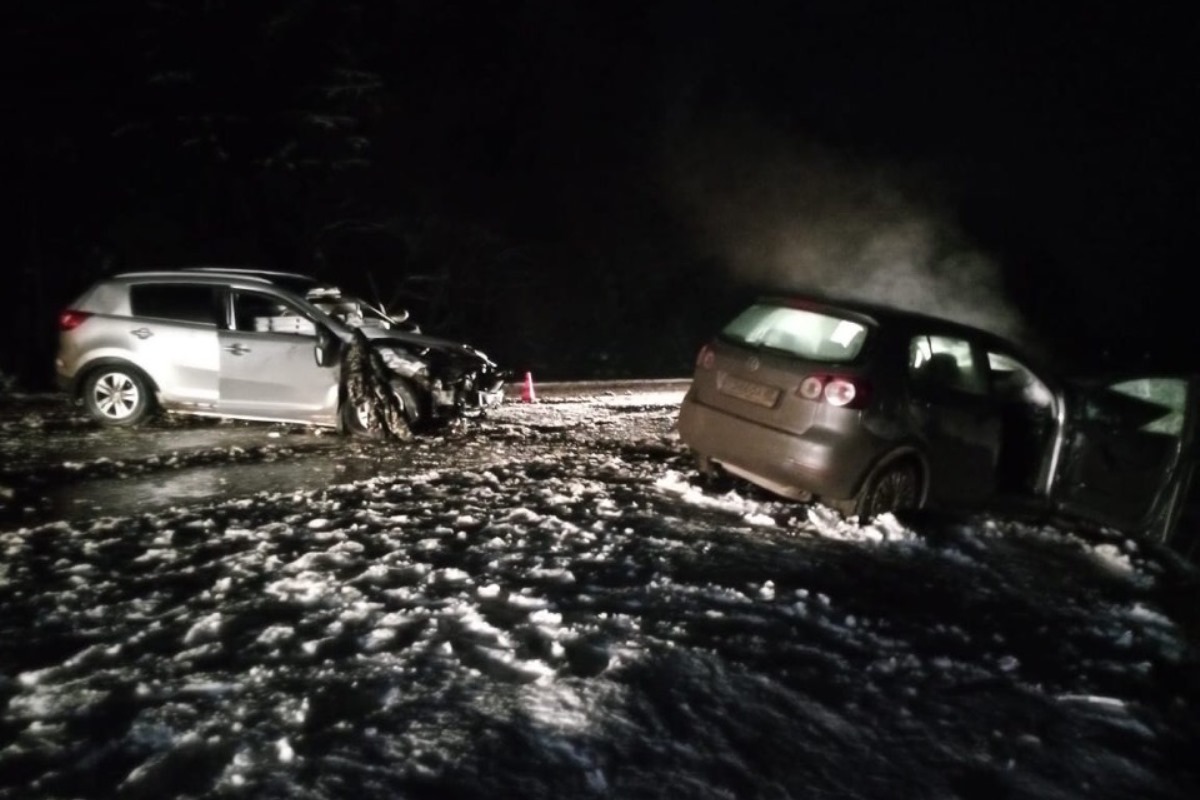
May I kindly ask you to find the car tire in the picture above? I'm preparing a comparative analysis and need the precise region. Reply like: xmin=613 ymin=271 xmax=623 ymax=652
xmin=389 ymin=378 xmax=425 ymax=430
xmin=82 ymin=366 xmax=154 ymax=427
xmin=340 ymin=394 xmax=376 ymax=438
xmin=341 ymin=378 xmax=422 ymax=438
xmin=854 ymin=459 xmax=921 ymax=520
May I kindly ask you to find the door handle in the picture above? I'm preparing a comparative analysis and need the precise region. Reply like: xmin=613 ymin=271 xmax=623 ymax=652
xmin=224 ymin=343 xmax=251 ymax=356
xmin=131 ymin=327 xmax=153 ymax=340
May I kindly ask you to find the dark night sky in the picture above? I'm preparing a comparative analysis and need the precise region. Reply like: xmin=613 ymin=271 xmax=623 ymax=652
xmin=2 ymin=1 xmax=1196 ymax=383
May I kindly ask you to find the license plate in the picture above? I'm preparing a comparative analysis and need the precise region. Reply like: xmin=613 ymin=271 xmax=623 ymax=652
xmin=717 ymin=373 xmax=780 ymax=408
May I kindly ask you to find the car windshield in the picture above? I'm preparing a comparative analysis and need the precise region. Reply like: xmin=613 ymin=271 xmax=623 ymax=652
xmin=720 ymin=303 xmax=869 ymax=362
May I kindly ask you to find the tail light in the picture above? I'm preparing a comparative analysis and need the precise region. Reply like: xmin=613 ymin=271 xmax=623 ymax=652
xmin=796 ymin=374 xmax=869 ymax=409
xmin=695 ymin=344 xmax=715 ymax=370
xmin=58 ymin=310 xmax=92 ymax=331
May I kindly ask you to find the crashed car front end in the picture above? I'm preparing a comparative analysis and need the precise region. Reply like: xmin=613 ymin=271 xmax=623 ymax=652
xmin=310 ymin=283 xmax=507 ymax=436
xmin=371 ymin=333 xmax=507 ymax=420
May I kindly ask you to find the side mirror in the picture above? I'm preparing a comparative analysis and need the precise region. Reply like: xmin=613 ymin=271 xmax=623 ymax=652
xmin=314 ymin=325 xmax=341 ymax=367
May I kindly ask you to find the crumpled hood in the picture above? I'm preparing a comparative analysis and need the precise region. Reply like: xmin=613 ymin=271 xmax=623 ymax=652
xmin=354 ymin=325 xmax=496 ymax=365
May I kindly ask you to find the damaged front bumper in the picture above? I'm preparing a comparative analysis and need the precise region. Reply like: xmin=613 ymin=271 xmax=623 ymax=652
xmin=428 ymin=368 xmax=508 ymax=417
xmin=361 ymin=330 xmax=509 ymax=420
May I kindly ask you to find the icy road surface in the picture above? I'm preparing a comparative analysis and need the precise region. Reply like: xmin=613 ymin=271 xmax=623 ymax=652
xmin=1 ymin=386 xmax=1199 ymax=799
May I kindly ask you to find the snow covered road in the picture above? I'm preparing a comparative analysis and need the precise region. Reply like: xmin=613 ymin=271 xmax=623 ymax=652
xmin=2 ymin=388 xmax=1199 ymax=799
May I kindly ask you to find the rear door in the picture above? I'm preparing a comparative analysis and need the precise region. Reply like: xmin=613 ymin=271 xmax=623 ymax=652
xmin=215 ymin=289 xmax=339 ymax=423
xmin=1053 ymin=375 xmax=1198 ymax=541
xmin=126 ymin=283 xmax=222 ymax=408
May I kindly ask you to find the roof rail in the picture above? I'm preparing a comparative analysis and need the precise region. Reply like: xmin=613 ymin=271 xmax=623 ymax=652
xmin=183 ymin=266 xmax=319 ymax=282
xmin=110 ymin=269 xmax=276 ymax=285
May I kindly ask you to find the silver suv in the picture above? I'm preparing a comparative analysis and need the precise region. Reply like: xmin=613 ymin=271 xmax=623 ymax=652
xmin=677 ymin=293 xmax=1197 ymax=541
xmin=56 ymin=269 xmax=505 ymax=434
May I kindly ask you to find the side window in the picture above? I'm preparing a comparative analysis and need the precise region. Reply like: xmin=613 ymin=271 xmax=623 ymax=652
xmin=986 ymin=351 xmax=1053 ymax=408
xmin=232 ymin=292 xmax=316 ymax=336
xmin=129 ymin=284 xmax=219 ymax=325
xmin=908 ymin=335 xmax=988 ymax=396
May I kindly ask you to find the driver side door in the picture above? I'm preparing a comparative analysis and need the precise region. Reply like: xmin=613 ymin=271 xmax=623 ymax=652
xmin=1053 ymin=375 xmax=1198 ymax=541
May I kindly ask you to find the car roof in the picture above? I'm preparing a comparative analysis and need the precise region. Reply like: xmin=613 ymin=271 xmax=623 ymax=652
xmin=110 ymin=269 xmax=272 ymax=285
xmin=180 ymin=267 xmax=322 ymax=284
xmin=107 ymin=268 xmax=327 ymax=292
xmin=178 ymin=267 xmax=335 ymax=297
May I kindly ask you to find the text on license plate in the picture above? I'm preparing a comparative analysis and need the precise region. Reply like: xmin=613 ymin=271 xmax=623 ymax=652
xmin=717 ymin=373 xmax=780 ymax=407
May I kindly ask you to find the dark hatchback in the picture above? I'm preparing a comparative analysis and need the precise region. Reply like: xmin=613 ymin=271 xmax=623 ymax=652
xmin=677 ymin=294 xmax=1197 ymax=544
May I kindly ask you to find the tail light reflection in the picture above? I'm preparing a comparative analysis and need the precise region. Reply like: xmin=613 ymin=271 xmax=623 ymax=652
xmin=58 ymin=310 xmax=92 ymax=331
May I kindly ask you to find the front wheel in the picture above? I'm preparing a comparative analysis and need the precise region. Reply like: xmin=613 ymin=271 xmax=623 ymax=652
xmin=853 ymin=460 xmax=921 ymax=520
xmin=82 ymin=367 xmax=153 ymax=426
xmin=341 ymin=378 xmax=423 ymax=439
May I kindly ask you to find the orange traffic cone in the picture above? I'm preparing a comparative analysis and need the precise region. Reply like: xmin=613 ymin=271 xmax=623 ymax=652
xmin=520 ymin=371 xmax=537 ymax=403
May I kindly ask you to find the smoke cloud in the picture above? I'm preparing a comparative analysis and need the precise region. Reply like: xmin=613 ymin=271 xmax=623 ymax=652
xmin=665 ymin=117 xmax=1037 ymax=353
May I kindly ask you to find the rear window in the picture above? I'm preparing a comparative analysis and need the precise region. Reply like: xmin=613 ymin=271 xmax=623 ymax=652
xmin=129 ymin=284 xmax=220 ymax=325
xmin=720 ymin=303 xmax=869 ymax=362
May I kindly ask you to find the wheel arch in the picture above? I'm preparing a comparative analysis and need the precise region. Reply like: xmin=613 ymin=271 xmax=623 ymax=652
xmin=72 ymin=358 xmax=160 ymax=401
xmin=338 ymin=374 xmax=427 ymax=438
xmin=389 ymin=375 xmax=432 ymax=428
xmin=857 ymin=445 xmax=931 ymax=508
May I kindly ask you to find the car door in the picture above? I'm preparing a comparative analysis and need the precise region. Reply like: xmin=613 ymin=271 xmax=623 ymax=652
xmin=125 ymin=282 xmax=222 ymax=408
xmin=1053 ymin=375 xmax=1198 ymax=541
xmin=905 ymin=333 xmax=1002 ymax=506
xmin=982 ymin=348 xmax=1059 ymax=498
xmin=215 ymin=289 xmax=340 ymax=424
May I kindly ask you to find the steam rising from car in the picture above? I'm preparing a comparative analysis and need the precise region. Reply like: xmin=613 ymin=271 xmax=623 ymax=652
xmin=665 ymin=118 xmax=1038 ymax=353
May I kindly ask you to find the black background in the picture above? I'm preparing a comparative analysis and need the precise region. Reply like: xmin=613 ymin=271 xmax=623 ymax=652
xmin=3 ymin=1 xmax=1195 ymax=387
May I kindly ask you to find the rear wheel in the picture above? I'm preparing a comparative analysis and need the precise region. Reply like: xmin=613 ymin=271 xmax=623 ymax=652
xmin=854 ymin=460 xmax=921 ymax=520
xmin=82 ymin=366 xmax=153 ymax=426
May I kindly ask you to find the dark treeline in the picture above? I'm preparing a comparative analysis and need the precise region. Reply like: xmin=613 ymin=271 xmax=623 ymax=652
xmin=3 ymin=1 xmax=1194 ymax=389
xmin=4 ymin=0 xmax=737 ymax=389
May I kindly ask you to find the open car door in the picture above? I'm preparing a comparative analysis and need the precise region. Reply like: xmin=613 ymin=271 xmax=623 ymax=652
xmin=1052 ymin=374 xmax=1198 ymax=542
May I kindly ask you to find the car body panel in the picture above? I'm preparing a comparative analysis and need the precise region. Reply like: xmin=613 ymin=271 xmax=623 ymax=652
xmin=126 ymin=318 xmax=221 ymax=408
xmin=679 ymin=297 xmax=1017 ymax=507
xmin=679 ymin=292 xmax=1197 ymax=541
xmin=216 ymin=329 xmax=338 ymax=423
xmin=57 ymin=268 xmax=506 ymax=431
xmin=210 ymin=287 xmax=339 ymax=423
xmin=678 ymin=389 xmax=878 ymax=500
xmin=58 ymin=312 xmax=221 ymax=408
xmin=691 ymin=341 xmax=823 ymax=435
xmin=678 ymin=341 xmax=884 ymax=502
xmin=678 ymin=304 xmax=888 ymax=501
xmin=904 ymin=370 xmax=1001 ymax=506
xmin=1051 ymin=374 xmax=1198 ymax=541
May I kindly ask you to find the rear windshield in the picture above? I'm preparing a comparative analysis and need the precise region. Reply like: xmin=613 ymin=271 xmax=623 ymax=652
xmin=720 ymin=303 xmax=869 ymax=362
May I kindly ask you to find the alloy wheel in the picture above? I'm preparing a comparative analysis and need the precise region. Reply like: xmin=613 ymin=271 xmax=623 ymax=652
xmin=92 ymin=372 xmax=142 ymax=421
